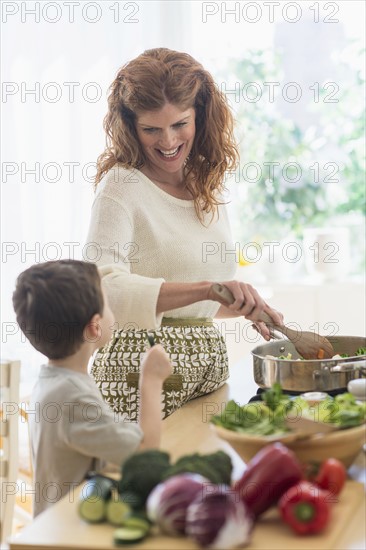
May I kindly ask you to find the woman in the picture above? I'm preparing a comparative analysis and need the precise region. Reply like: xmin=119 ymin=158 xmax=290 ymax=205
xmin=86 ymin=48 xmax=283 ymax=420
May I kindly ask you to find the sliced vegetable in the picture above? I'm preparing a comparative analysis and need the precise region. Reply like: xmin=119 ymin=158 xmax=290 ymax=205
xmin=332 ymin=393 xmax=366 ymax=426
xmin=234 ymin=442 xmax=303 ymax=518
xmin=113 ymin=527 xmax=148 ymax=545
xmin=294 ymin=392 xmax=366 ymax=428
xmin=79 ymin=475 xmax=115 ymax=523
xmin=146 ymin=473 xmax=208 ymax=536
xmin=118 ymin=490 xmax=144 ymax=511
xmin=123 ymin=515 xmax=151 ymax=533
xmin=313 ymin=458 xmax=346 ymax=496
xmin=278 ymin=347 xmax=365 ymax=359
xmin=279 ymin=481 xmax=330 ymax=535
xmin=261 ymin=382 xmax=288 ymax=411
xmin=210 ymin=390 xmax=293 ymax=437
xmin=186 ymin=488 xmax=253 ymax=549
xmin=212 ymin=384 xmax=366 ymax=438
xmin=163 ymin=451 xmax=233 ymax=485
xmin=106 ymin=496 xmax=131 ymax=526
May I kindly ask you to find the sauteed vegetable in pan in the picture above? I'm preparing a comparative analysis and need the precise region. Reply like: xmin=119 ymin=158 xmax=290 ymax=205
xmin=252 ymin=336 xmax=366 ymax=392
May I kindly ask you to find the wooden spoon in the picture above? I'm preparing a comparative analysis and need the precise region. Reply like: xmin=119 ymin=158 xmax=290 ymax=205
xmin=284 ymin=415 xmax=339 ymax=434
xmin=210 ymin=283 xmax=335 ymax=360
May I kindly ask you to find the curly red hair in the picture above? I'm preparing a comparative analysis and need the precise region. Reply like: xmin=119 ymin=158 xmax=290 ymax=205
xmin=95 ymin=48 xmax=238 ymax=221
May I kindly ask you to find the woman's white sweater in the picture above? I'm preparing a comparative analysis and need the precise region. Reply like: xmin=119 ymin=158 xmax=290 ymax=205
xmin=86 ymin=165 xmax=237 ymax=330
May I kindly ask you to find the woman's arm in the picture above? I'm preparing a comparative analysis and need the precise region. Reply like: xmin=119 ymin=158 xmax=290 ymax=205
xmin=156 ymin=280 xmax=284 ymax=340
xmin=157 ymin=289 xmax=244 ymax=319
xmin=156 ymin=281 xmax=212 ymax=313
xmin=87 ymin=173 xmax=283 ymax=331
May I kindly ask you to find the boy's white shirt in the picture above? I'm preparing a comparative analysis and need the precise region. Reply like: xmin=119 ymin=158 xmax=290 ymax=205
xmin=29 ymin=364 xmax=142 ymax=517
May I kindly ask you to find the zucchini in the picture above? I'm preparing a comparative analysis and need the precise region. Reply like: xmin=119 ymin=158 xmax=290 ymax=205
xmin=123 ymin=515 xmax=151 ymax=533
xmin=113 ymin=527 xmax=148 ymax=545
xmin=118 ymin=490 xmax=144 ymax=511
xmin=106 ymin=498 xmax=131 ymax=526
xmin=79 ymin=475 xmax=114 ymax=523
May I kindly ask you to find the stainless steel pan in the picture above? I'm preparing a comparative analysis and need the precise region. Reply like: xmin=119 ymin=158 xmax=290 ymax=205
xmin=252 ymin=336 xmax=366 ymax=392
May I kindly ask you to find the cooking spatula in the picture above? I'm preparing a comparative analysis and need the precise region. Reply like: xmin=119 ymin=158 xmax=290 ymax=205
xmin=210 ymin=283 xmax=335 ymax=360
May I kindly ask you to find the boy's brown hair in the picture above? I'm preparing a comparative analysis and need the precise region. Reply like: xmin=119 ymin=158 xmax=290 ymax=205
xmin=12 ymin=260 xmax=104 ymax=359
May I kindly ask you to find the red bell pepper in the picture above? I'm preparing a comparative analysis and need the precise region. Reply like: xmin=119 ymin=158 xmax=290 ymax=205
xmin=314 ymin=458 xmax=346 ymax=496
xmin=234 ymin=442 xmax=303 ymax=518
xmin=304 ymin=458 xmax=347 ymax=497
xmin=279 ymin=481 xmax=331 ymax=535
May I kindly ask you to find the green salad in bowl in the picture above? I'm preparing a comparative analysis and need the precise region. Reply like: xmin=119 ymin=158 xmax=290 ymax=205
xmin=210 ymin=383 xmax=366 ymax=437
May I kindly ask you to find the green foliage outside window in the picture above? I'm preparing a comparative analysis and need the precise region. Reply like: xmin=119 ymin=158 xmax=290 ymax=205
xmin=223 ymin=42 xmax=365 ymax=273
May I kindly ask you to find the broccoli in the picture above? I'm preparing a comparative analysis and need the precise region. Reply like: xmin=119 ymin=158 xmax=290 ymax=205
xmin=117 ymin=450 xmax=233 ymax=511
xmin=202 ymin=451 xmax=233 ymax=485
xmin=118 ymin=450 xmax=171 ymax=509
xmin=163 ymin=451 xmax=233 ymax=486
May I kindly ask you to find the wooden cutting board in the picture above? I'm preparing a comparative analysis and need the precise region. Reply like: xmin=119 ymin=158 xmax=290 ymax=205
xmin=132 ymin=481 xmax=366 ymax=550
xmin=9 ymin=480 xmax=366 ymax=550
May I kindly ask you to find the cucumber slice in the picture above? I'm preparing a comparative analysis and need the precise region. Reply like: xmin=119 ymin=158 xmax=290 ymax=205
xmin=79 ymin=497 xmax=106 ymax=523
xmin=119 ymin=490 xmax=144 ymax=510
xmin=106 ymin=499 xmax=131 ymax=526
xmin=79 ymin=475 xmax=114 ymax=523
xmin=123 ymin=515 xmax=150 ymax=534
xmin=113 ymin=527 xmax=147 ymax=545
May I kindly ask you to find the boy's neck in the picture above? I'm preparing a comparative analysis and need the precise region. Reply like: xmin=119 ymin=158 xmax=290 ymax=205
xmin=48 ymin=346 xmax=93 ymax=374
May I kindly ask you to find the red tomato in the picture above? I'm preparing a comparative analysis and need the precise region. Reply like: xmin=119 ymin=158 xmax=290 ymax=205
xmin=314 ymin=459 xmax=346 ymax=496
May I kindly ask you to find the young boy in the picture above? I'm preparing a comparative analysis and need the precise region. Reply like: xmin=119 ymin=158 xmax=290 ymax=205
xmin=12 ymin=259 xmax=172 ymax=517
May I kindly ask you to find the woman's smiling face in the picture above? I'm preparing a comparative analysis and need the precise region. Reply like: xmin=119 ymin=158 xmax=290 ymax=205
xmin=135 ymin=103 xmax=196 ymax=180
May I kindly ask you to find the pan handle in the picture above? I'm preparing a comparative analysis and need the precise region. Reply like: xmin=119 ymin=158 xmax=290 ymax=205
xmin=330 ymin=360 xmax=366 ymax=373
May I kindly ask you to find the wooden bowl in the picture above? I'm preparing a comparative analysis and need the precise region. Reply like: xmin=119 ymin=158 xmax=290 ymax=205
xmin=212 ymin=423 xmax=366 ymax=467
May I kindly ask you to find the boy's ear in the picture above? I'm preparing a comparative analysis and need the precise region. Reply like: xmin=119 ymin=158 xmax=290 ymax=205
xmin=84 ymin=313 xmax=102 ymax=342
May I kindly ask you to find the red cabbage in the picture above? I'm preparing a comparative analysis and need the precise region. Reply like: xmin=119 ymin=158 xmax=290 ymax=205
xmin=186 ymin=487 xmax=253 ymax=549
xmin=146 ymin=473 xmax=209 ymax=536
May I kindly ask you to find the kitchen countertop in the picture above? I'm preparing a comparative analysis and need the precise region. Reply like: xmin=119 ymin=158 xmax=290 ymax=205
xmin=8 ymin=357 xmax=366 ymax=550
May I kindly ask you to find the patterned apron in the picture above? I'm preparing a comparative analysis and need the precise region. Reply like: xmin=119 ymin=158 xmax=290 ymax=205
xmin=91 ymin=318 xmax=229 ymax=420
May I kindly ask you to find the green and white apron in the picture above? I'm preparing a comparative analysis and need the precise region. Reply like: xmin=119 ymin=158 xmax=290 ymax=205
xmin=91 ymin=318 xmax=229 ymax=420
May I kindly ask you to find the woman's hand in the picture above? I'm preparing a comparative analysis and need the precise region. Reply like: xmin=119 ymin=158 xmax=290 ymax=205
xmin=252 ymin=306 xmax=284 ymax=340
xmin=208 ymin=281 xmax=284 ymax=340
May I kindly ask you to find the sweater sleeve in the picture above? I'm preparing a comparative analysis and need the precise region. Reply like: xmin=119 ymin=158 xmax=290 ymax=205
xmin=86 ymin=193 xmax=165 ymax=330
